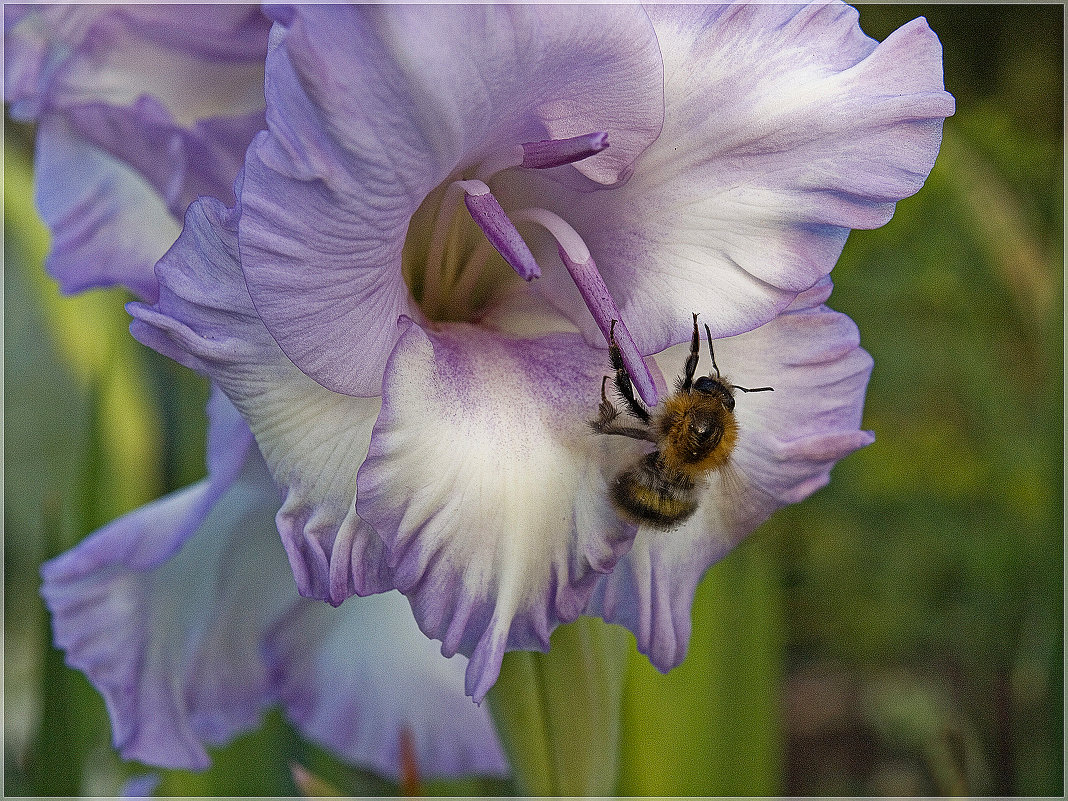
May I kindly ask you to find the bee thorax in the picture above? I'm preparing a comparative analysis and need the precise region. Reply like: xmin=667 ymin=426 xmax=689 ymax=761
xmin=656 ymin=393 xmax=738 ymax=477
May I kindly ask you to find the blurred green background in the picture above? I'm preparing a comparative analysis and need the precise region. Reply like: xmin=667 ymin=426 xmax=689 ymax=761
xmin=4 ymin=5 xmax=1062 ymax=797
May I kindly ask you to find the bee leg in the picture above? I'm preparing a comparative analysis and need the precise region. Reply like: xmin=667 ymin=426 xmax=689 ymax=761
xmin=704 ymin=323 xmax=722 ymax=379
xmin=680 ymin=312 xmax=701 ymax=391
xmin=589 ymin=376 xmax=657 ymax=441
xmin=596 ymin=375 xmax=619 ymax=422
xmin=608 ymin=320 xmax=651 ymax=423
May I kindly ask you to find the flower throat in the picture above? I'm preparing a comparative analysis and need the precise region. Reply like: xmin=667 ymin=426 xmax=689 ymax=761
xmin=400 ymin=131 xmax=659 ymax=406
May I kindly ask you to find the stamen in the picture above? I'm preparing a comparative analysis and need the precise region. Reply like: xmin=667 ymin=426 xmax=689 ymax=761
xmin=451 ymin=238 xmax=495 ymax=319
xmin=456 ymin=180 xmax=541 ymax=281
xmin=475 ymin=132 xmax=609 ymax=181
xmin=510 ymin=207 xmax=659 ymax=407
xmin=520 ymin=132 xmax=609 ymax=170
xmin=423 ymin=180 xmax=466 ymax=315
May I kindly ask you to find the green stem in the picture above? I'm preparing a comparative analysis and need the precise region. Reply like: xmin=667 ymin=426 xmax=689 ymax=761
xmin=487 ymin=616 xmax=630 ymax=796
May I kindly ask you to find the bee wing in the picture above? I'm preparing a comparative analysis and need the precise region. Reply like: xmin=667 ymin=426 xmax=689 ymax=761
xmin=706 ymin=459 xmax=774 ymax=542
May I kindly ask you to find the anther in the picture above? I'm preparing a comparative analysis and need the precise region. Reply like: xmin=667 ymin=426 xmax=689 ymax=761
xmin=476 ymin=132 xmax=609 ymax=181
xmin=521 ymin=132 xmax=609 ymax=170
xmin=455 ymin=180 xmax=541 ymax=281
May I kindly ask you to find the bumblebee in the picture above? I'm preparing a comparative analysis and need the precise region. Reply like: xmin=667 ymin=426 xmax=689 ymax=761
xmin=589 ymin=313 xmax=773 ymax=529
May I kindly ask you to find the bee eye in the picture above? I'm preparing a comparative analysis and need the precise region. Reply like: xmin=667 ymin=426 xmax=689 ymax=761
xmin=693 ymin=376 xmax=716 ymax=393
xmin=693 ymin=376 xmax=735 ymax=410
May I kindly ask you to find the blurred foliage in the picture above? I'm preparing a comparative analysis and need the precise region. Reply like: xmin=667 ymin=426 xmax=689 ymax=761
xmin=769 ymin=4 xmax=1063 ymax=796
xmin=4 ymin=4 xmax=1062 ymax=797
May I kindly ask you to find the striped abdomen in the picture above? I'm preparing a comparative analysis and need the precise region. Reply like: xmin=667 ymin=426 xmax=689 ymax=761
xmin=609 ymin=451 xmax=699 ymax=530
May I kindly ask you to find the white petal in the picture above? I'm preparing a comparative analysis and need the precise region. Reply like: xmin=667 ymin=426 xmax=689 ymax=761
xmin=516 ymin=3 xmax=953 ymax=357
xmin=356 ymin=318 xmax=638 ymax=701
xmin=267 ymin=590 xmax=508 ymax=779
xmin=129 ymin=198 xmax=388 ymax=604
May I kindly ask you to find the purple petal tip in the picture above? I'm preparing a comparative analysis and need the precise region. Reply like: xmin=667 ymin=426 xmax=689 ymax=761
xmin=556 ymin=246 xmax=658 ymax=407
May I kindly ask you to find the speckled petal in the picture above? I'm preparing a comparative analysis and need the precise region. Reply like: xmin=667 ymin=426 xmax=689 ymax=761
xmin=355 ymin=317 xmax=639 ymax=701
xmin=239 ymin=3 xmax=663 ymax=396
xmin=128 ymin=198 xmax=388 ymax=604
xmin=588 ymin=298 xmax=874 ymax=671
xmin=267 ymin=590 xmax=508 ymax=779
xmin=517 ymin=2 xmax=954 ymax=356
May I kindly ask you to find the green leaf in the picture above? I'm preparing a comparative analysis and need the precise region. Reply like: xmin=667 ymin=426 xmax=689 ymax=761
xmin=5 ymin=124 xmax=168 ymax=796
xmin=487 ymin=615 xmax=630 ymax=796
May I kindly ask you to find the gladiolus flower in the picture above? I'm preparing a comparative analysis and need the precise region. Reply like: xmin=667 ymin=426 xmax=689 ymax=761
xmin=130 ymin=1 xmax=953 ymax=702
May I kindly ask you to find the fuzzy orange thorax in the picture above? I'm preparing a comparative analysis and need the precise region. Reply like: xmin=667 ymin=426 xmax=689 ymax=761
xmin=655 ymin=392 xmax=738 ymax=478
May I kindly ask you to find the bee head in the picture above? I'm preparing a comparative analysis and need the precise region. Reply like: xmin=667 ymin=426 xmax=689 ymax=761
xmin=692 ymin=375 xmax=736 ymax=412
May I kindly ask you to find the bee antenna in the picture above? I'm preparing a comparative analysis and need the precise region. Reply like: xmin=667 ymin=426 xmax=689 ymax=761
xmin=703 ymin=323 xmax=721 ymax=378
xmin=732 ymin=385 xmax=774 ymax=393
